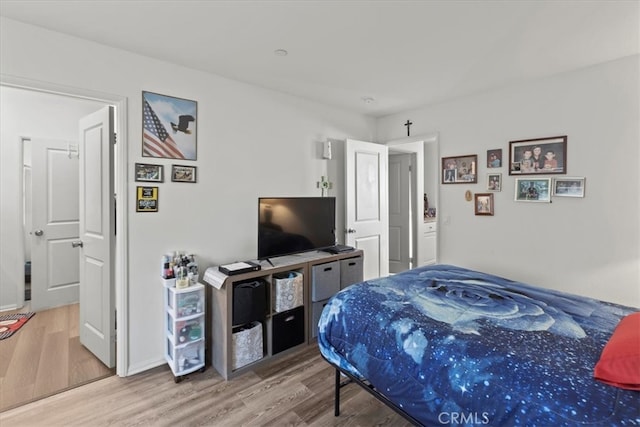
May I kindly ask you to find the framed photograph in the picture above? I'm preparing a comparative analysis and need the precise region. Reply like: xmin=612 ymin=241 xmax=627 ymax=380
xmin=441 ymin=154 xmax=478 ymax=184
xmin=142 ymin=91 xmax=197 ymax=160
xmin=171 ymin=164 xmax=197 ymax=183
xmin=514 ymin=178 xmax=552 ymax=203
xmin=475 ymin=193 xmax=494 ymax=216
xmin=487 ymin=149 xmax=503 ymax=168
xmin=134 ymin=163 xmax=164 ymax=182
xmin=553 ymin=177 xmax=585 ymax=197
xmin=487 ymin=173 xmax=502 ymax=192
xmin=136 ymin=186 xmax=158 ymax=212
xmin=509 ymin=135 xmax=567 ymax=175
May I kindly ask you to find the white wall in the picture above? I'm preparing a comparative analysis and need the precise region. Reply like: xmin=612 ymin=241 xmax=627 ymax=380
xmin=377 ymin=55 xmax=640 ymax=307
xmin=0 ymin=17 xmax=375 ymax=374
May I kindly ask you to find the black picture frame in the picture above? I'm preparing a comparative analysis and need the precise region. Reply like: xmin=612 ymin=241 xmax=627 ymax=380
xmin=509 ymin=136 xmax=567 ymax=175
xmin=171 ymin=165 xmax=197 ymax=183
xmin=475 ymin=193 xmax=494 ymax=216
xmin=441 ymin=154 xmax=478 ymax=184
xmin=487 ymin=149 xmax=503 ymax=168
xmin=134 ymin=163 xmax=164 ymax=182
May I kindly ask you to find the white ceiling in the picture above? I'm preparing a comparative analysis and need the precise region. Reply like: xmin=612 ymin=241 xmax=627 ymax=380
xmin=1 ymin=0 xmax=638 ymax=117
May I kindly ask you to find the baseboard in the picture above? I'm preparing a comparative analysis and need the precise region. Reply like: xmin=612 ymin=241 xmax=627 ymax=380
xmin=125 ymin=357 xmax=166 ymax=377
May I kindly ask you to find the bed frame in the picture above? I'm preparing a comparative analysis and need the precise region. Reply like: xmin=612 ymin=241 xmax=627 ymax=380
xmin=325 ymin=355 xmax=422 ymax=426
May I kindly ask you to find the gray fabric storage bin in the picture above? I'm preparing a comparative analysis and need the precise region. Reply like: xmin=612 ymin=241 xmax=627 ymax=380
xmin=340 ymin=257 xmax=363 ymax=289
xmin=311 ymin=261 xmax=340 ymax=302
xmin=312 ymin=299 xmax=330 ymax=338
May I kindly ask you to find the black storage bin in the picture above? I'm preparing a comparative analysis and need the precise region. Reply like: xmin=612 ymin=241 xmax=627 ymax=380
xmin=272 ymin=306 xmax=305 ymax=354
xmin=233 ymin=279 xmax=267 ymax=326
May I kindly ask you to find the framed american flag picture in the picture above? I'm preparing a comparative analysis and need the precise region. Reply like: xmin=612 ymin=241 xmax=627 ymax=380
xmin=142 ymin=91 xmax=197 ymax=160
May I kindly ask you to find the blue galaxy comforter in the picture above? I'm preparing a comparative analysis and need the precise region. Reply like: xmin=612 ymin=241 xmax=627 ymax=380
xmin=318 ymin=264 xmax=640 ymax=426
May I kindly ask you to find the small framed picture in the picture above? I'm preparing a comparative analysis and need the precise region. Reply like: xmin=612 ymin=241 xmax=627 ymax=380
xmin=487 ymin=149 xmax=502 ymax=168
xmin=487 ymin=173 xmax=502 ymax=192
xmin=553 ymin=177 xmax=585 ymax=197
xmin=475 ymin=193 xmax=494 ymax=216
xmin=514 ymin=178 xmax=552 ymax=203
xmin=442 ymin=154 xmax=478 ymax=184
xmin=171 ymin=164 xmax=197 ymax=183
xmin=136 ymin=186 xmax=158 ymax=212
xmin=509 ymin=135 xmax=567 ymax=175
xmin=134 ymin=163 xmax=164 ymax=182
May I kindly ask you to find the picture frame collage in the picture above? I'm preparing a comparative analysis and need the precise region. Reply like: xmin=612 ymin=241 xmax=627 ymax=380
xmin=442 ymin=135 xmax=585 ymax=216
xmin=136 ymin=91 xmax=199 ymax=212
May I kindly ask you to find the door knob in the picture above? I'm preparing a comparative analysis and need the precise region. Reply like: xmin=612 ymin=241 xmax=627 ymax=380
xmin=346 ymin=228 xmax=356 ymax=234
xmin=72 ymin=241 xmax=84 ymax=248
xmin=34 ymin=229 xmax=44 ymax=236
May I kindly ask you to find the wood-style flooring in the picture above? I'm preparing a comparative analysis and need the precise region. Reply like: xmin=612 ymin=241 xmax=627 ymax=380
xmin=0 ymin=344 xmax=412 ymax=426
xmin=0 ymin=303 xmax=114 ymax=412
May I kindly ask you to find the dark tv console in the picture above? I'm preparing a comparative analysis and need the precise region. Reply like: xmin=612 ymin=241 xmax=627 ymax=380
xmin=204 ymin=250 xmax=363 ymax=380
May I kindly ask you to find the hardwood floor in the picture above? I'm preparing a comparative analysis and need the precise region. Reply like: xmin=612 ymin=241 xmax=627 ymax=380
xmin=0 ymin=303 xmax=114 ymax=412
xmin=0 ymin=344 xmax=412 ymax=426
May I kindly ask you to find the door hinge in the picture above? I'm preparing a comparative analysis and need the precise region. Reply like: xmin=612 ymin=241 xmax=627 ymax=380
xmin=113 ymin=133 xmax=117 ymax=144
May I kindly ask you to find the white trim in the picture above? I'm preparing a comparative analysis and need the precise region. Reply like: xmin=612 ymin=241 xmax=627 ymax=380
xmin=386 ymin=132 xmax=440 ymax=266
xmin=1 ymin=74 xmax=130 ymax=377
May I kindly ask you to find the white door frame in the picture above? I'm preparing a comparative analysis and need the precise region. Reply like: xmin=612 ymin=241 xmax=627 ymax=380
xmin=386 ymin=133 xmax=440 ymax=268
xmin=2 ymin=74 xmax=129 ymax=377
xmin=388 ymin=152 xmax=415 ymax=273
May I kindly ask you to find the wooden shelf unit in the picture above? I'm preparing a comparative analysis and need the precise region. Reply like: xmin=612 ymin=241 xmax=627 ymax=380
xmin=206 ymin=250 xmax=363 ymax=380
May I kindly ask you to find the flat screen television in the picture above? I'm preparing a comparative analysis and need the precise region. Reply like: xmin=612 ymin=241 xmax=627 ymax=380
xmin=258 ymin=197 xmax=336 ymax=259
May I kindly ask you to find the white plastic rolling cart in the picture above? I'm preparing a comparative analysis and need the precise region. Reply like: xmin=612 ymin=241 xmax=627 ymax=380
xmin=163 ymin=280 xmax=206 ymax=383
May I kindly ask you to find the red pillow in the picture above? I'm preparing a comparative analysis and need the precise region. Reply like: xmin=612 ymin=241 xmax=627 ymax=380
xmin=594 ymin=312 xmax=640 ymax=390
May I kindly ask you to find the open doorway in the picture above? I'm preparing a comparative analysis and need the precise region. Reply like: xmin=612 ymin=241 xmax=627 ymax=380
xmin=388 ymin=152 xmax=416 ymax=273
xmin=387 ymin=135 xmax=439 ymax=272
xmin=0 ymin=83 xmax=125 ymax=409
xmin=343 ymin=134 xmax=439 ymax=279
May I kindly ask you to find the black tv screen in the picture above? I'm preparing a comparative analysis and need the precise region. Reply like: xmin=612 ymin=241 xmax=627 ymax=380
xmin=258 ymin=197 xmax=336 ymax=259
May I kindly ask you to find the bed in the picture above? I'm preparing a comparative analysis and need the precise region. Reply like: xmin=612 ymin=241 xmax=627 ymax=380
xmin=318 ymin=264 xmax=640 ymax=426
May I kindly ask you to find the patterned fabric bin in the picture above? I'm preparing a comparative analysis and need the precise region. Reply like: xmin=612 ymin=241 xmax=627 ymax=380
xmin=232 ymin=321 xmax=263 ymax=370
xmin=272 ymin=271 xmax=304 ymax=313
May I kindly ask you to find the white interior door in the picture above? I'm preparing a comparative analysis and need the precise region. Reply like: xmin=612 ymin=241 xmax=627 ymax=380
xmin=345 ymin=139 xmax=389 ymax=280
xmin=388 ymin=153 xmax=412 ymax=273
xmin=78 ymin=106 xmax=115 ymax=368
xmin=30 ymin=138 xmax=80 ymax=311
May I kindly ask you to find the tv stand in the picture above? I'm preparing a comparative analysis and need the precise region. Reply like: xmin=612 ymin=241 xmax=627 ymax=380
xmin=263 ymin=258 xmax=275 ymax=267
xmin=204 ymin=250 xmax=363 ymax=380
